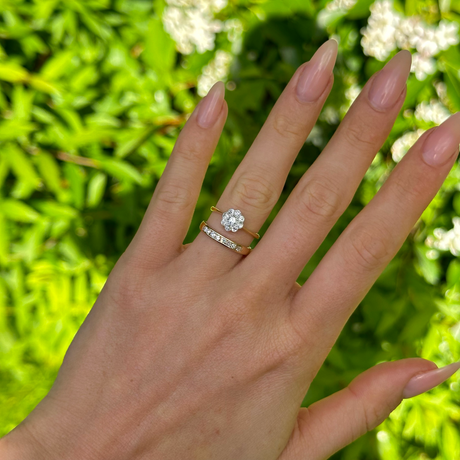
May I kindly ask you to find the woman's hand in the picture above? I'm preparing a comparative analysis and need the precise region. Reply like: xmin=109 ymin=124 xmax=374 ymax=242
xmin=3 ymin=40 xmax=460 ymax=460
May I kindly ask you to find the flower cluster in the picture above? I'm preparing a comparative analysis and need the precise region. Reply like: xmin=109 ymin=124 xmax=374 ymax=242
xmin=360 ymin=0 xmax=459 ymax=79
xmin=325 ymin=0 xmax=357 ymax=12
xmin=197 ymin=50 xmax=233 ymax=96
xmin=163 ymin=0 xmax=227 ymax=54
xmin=426 ymin=217 xmax=460 ymax=257
xmin=415 ymin=99 xmax=451 ymax=124
xmin=391 ymin=97 xmax=452 ymax=162
xmin=391 ymin=129 xmax=425 ymax=162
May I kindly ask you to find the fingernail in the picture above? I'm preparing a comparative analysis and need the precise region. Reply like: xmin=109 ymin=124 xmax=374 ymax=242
xmin=296 ymin=39 xmax=338 ymax=103
xmin=403 ymin=361 xmax=460 ymax=399
xmin=197 ymin=81 xmax=225 ymax=128
xmin=422 ymin=112 xmax=460 ymax=166
xmin=368 ymin=50 xmax=411 ymax=110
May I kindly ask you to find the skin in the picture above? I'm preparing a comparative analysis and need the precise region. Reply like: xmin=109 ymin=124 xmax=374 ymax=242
xmin=1 ymin=41 xmax=460 ymax=460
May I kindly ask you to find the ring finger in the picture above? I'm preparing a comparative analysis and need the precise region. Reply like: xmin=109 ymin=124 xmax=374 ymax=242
xmin=190 ymin=39 xmax=338 ymax=269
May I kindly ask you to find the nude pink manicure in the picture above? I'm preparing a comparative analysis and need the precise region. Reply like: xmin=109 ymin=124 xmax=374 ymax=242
xmin=368 ymin=50 xmax=411 ymax=110
xmin=403 ymin=361 xmax=460 ymax=399
xmin=422 ymin=111 xmax=460 ymax=166
xmin=296 ymin=39 xmax=338 ymax=103
xmin=197 ymin=81 xmax=225 ymax=129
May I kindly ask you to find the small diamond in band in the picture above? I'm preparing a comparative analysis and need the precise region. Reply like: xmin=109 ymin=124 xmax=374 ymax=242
xmin=200 ymin=221 xmax=250 ymax=255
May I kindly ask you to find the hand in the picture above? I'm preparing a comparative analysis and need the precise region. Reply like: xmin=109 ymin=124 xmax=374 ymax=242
xmin=2 ymin=39 xmax=460 ymax=460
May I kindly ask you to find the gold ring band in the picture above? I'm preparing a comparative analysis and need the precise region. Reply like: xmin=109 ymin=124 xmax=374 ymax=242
xmin=200 ymin=221 xmax=251 ymax=255
xmin=210 ymin=206 xmax=260 ymax=239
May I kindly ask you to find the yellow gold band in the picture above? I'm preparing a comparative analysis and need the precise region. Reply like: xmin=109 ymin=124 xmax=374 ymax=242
xmin=200 ymin=221 xmax=251 ymax=255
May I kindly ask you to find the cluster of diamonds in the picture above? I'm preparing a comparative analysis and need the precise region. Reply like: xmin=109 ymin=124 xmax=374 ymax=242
xmin=202 ymin=225 xmax=242 ymax=252
xmin=221 ymin=208 xmax=245 ymax=232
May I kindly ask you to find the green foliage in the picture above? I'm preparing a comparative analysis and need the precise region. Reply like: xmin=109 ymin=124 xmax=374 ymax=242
xmin=0 ymin=0 xmax=460 ymax=458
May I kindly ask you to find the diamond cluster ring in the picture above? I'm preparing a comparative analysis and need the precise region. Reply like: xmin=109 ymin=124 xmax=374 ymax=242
xmin=210 ymin=206 xmax=260 ymax=239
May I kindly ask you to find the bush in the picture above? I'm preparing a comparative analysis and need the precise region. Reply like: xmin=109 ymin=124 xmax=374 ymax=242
xmin=1 ymin=0 xmax=460 ymax=458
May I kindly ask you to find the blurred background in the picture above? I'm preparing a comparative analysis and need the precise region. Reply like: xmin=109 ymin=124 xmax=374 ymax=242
xmin=1 ymin=0 xmax=460 ymax=458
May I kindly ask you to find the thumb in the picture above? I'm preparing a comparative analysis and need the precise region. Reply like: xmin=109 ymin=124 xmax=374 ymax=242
xmin=280 ymin=358 xmax=460 ymax=460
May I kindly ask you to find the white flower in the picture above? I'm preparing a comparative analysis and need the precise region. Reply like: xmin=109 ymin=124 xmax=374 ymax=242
xmin=426 ymin=217 xmax=460 ymax=256
xmin=345 ymin=84 xmax=361 ymax=104
xmin=306 ymin=125 xmax=324 ymax=147
xmin=162 ymin=0 xmax=227 ymax=54
xmin=197 ymin=50 xmax=232 ymax=96
xmin=320 ymin=106 xmax=340 ymax=124
xmin=360 ymin=0 xmax=400 ymax=60
xmin=325 ymin=0 xmax=357 ymax=11
xmin=434 ymin=81 xmax=448 ymax=101
xmin=391 ymin=129 xmax=425 ymax=162
xmin=360 ymin=0 xmax=459 ymax=79
xmin=436 ymin=20 xmax=460 ymax=50
xmin=411 ymin=52 xmax=437 ymax=80
xmin=415 ymin=99 xmax=451 ymax=124
xmin=223 ymin=18 xmax=243 ymax=54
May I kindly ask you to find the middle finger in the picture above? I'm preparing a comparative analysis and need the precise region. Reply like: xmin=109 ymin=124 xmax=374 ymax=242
xmin=245 ymin=50 xmax=412 ymax=287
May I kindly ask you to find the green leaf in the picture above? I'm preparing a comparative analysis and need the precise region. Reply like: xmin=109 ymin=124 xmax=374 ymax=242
xmin=0 ymin=62 xmax=28 ymax=82
xmin=31 ymin=200 xmax=79 ymax=220
xmin=4 ymin=144 xmax=41 ymax=188
xmin=34 ymin=152 xmax=63 ymax=198
xmin=0 ymin=199 xmax=39 ymax=222
xmin=97 ymin=158 xmax=144 ymax=185
xmin=143 ymin=17 xmax=176 ymax=74
xmin=446 ymin=260 xmax=460 ymax=289
xmin=28 ymin=75 xmax=62 ymax=95
xmin=0 ymin=119 xmax=37 ymax=140
xmin=86 ymin=172 xmax=107 ymax=208
xmin=40 ymin=50 xmax=74 ymax=80
xmin=114 ymin=126 xmax=156 ymax=158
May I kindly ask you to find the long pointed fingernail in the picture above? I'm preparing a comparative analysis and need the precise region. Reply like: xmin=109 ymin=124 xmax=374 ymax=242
xmin=368 ymin=50 xmax=412 ymax=110
xmin=197 ymin=81 xmax=225 ymax=129
xmin=296 ymin=39 xmax=338 ymax=103
xmin=422 ymin=112 xmax=460 ymax=166
xmin=403 ymin=361 xmax=460 ymax=399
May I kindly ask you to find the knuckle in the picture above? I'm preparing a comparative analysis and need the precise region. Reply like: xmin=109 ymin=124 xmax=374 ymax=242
xmin=173 ymin=140 xmax=205 ymax=166
xmin=272 ymin=111 xmax=305 ymax=140
xmin=392 ymin=173 xmax=426 ymax=203
xmin=155 ymin=181 xmax=194 ymax=213
xmin=341 ymin=121 xmax=379 ymax=150
xmin=345 ymin=225 xmax=390 ymax=271
xmin=232 ymin=172 xmax=277 ymax=212
xmin=297 ymin=176 xmax=342 ymax=221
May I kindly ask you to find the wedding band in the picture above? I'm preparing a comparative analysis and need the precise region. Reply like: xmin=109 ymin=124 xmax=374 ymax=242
xmin=210 ymin=206 xmax=260 ymax=239
xmin=200 ymin=221 xmax=251 ymax=255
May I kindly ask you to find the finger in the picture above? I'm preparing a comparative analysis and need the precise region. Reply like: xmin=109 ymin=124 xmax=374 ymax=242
xmin=245 ymin=51 xmax=411 ymax=287
xmin=125 ymin=82 xmax=227 ymax=268
xmin=190 ymin=40 xmax=338 ymax=270
xmin=291 ymin=112 xmax=460 ymax=349
xmin=280 ymin=359 xmax=460 ymax=460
